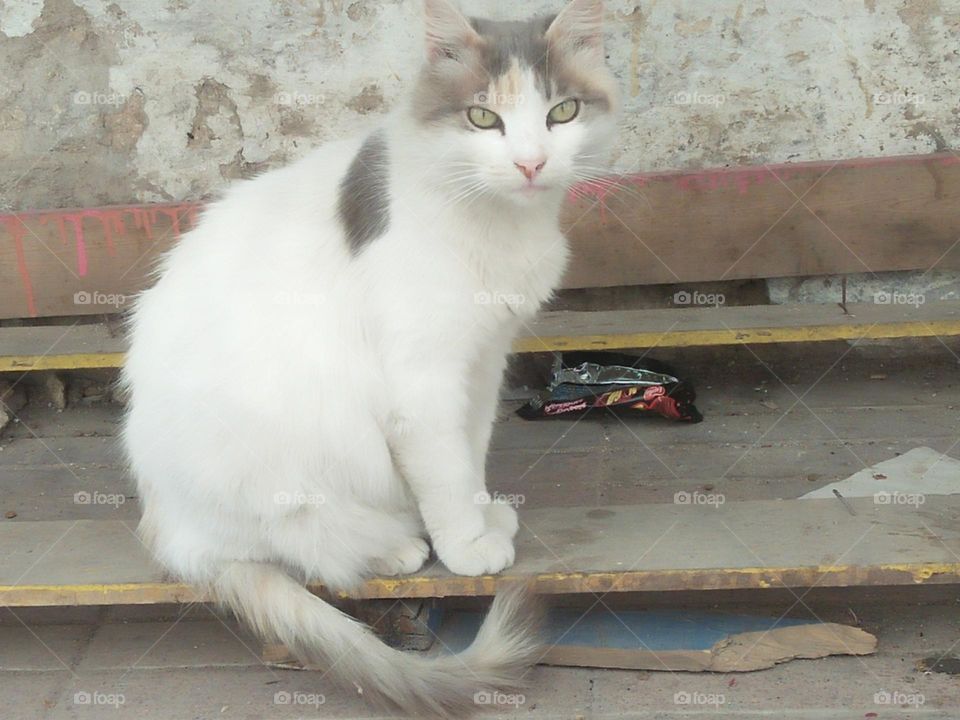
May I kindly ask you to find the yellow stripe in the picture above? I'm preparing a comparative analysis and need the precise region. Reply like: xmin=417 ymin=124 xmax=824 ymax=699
xmin=512 ymin=319 xmax=960 ymax=353
xmin=3 ymin=562 xmax=957 ymax=606
xmin=2 ymin=318 xmax=960 ymax=372
xmin=0 ymin=353 xmax=126 ymax=372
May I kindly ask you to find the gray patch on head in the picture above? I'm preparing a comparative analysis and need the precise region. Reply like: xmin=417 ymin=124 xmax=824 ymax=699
xmin=469 ymin=16 xmax=555 ymax=95
xmin=337 ymin=131 xmax=390 ymax=255
xmin=412 ymin=12 xmax=613 ymax=126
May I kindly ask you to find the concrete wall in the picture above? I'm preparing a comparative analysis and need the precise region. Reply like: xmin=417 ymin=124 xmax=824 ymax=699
xmin=1 ymin=0 xmax=957 ymax=212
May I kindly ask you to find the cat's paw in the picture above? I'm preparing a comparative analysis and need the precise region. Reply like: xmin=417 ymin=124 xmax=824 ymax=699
xmin=485 ymin=502 xmax=519 ymax=539
xmin=369 ymin=537 xmax=430 ymax=577
xmin=439 ymin=532 xmax=515 ymax=576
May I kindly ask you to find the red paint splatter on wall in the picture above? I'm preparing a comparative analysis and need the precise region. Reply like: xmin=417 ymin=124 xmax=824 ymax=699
xmin=0 ymin=215 xmax=37 ymax=317
xmin=0 ymin=202 xmax=200 ymax=318
xmin=566 ymin=152 xmax=959 ymax=217
xmin=38 ymin=213 xmax=89 ymax=276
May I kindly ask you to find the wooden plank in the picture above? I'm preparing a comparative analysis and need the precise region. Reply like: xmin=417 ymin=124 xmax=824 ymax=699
xmin=2 ymin=497 xmax=959 ymax=607
xmin=0 ymin=204 xmax=201 ymax=320
xmin=2 ymin=153 xmax=958 ymax=320
xmin=3 ymin=301 xmax=959 ymax=372
xmin=562 ymin=152 xmax=960 ymax=289
xmin=0 ymin=323 xmax=126 ymax=371
xmin=516 ymin=299 xmax=960 ymax=352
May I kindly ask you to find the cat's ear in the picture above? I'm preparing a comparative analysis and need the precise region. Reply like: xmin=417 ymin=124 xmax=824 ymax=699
xmin=424 ymin=0 xmax=481 ymax=62
xmin=546 ymin=0 xmax=605 ymax=55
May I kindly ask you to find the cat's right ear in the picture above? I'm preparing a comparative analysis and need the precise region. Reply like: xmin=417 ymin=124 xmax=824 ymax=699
xmin=424 ymin=0 xmax=480 ymax=63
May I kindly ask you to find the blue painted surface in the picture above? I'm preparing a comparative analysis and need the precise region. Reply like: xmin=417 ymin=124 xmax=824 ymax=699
xmin=438 ymin=608 xmax=817 ymax=653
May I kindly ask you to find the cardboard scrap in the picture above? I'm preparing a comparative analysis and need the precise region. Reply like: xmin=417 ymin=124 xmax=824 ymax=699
xmin=801 ymin=446 xmax=960 ymax=500
xmin=436 ymin=608 xmax=876 ymax=672
xmin=704 ymin=623 xmax=876 ymax=673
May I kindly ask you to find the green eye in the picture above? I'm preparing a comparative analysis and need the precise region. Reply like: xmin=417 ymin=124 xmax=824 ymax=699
xmin=547 ymin=99 xmax=580 ymax=125
xmin=467 ymin=106 xmax=502 ymax=130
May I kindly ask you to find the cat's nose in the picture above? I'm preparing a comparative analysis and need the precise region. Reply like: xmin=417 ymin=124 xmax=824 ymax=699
xmin=514 ymin=158 xmax=547 ymax=181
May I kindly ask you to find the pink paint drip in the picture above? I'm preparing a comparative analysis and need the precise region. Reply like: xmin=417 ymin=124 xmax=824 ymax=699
xmin=66 ymin=214 xmax=88 ymax=276
xmin=96 ymin=209 xmax=128 ymax=256
xmin=0 ymin=203 xmax=200 ymax=317
xmin=38 ymin=213 xmax=88 ymax=276
xmin=127 ymin=207 xmax=156 ymax=240
xmin=34 ymin=206 xmax=149 ymax=276
xmin=0 ymin=215 xmax=38 ymax=317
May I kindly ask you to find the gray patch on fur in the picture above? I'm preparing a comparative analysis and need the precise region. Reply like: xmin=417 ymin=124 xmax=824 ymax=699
xmin=412 ymin=13 xmax=613 ymax=126
xmin=338 ymin=131 xmax=390 ymax=255
xmin=469 ymin=16 xmax=555 ymax=95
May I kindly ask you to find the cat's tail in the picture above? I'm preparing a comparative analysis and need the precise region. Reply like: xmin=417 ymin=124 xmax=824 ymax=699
xmin=213 ymin=562 xmax=541 ymax=718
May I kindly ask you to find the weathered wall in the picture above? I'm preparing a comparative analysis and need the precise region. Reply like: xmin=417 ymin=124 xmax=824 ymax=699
xmin=0 ymin=0 xmax=957 ymax=212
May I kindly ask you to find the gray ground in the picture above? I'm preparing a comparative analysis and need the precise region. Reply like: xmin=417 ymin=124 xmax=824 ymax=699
xmin=2 ymin=340 xmax=959 ymax=718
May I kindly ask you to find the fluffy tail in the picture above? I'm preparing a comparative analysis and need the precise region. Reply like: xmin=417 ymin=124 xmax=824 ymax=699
xmin=213 ymin=562 xmax=541 ymax=718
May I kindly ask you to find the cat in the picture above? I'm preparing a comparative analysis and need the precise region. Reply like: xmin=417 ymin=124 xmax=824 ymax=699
xmin=121 ymin=0 xmax=618 ymax=715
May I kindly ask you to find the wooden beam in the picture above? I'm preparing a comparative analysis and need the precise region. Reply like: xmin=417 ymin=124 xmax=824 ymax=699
xmin=0 ymin=204 xmax=200 ymax=320
xmin=516 ymin=300 xmax=960 ymax=352
xmin=2 ymin=497 xmax=959 ymax=607
xmin=1 ymin=153 xmax=958 ymax=320
xmin=2 ymin=302 xmax=958 ymax=372
xmin=562 ymin=152 xmax=960 ymax=289
xmin=0 ymin=323 xmax=126 ymax=371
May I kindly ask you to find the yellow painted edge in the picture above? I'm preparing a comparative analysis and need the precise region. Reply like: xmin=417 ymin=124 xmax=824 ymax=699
xmin=1 ymin=319 xmax=959 ymax=372
xmin=0 ymin=319 xmax=960 ymax=372
xmin=0 ymin=353 xmax=125 ymax=372
xmin=3 ymin=562 xmax=957 ymax=606
xmin=513 ymin=319 xmax=960 ymax=353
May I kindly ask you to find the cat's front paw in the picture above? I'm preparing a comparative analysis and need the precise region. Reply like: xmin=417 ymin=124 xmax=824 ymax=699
xmin=369 ymin=536 xmax=430 ymax=577
xmin=438 ymin=532 xmax=515 ymax=576
xmin=485 ymin=502 xmax=519 ymax=539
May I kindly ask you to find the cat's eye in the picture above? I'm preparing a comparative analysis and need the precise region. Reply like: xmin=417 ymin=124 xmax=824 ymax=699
xmin=467 ymin=106 xmax=502 ymax=130
xmin=547 ymin=99 xmax=580 ymax=125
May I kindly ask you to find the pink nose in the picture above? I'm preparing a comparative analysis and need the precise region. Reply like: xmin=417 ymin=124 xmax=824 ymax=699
xmin=514 ymin=158 xmax=546 ymax=181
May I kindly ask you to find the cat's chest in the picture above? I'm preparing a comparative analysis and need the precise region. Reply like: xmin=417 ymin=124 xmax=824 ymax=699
xmin=471 ymin=232 xmax=567 ymax=315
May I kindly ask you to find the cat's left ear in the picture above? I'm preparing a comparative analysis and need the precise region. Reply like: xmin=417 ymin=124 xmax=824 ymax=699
xmin=424 ymin=0 xmax=481 ymax=63
xmin=546 ymin=0 xmax=605 ymax=55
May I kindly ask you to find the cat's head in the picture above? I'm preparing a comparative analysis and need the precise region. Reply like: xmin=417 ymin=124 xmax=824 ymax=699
xmin=411 ymin=0 xmax=619 ymax=207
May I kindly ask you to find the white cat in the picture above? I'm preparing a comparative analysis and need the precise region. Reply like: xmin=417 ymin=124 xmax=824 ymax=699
xmin=121 ymin=0 xmax=618 ymax=715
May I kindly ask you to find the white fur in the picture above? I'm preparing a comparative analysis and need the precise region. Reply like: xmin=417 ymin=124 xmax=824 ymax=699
xmin=123 ymin=72 xmax=614 ymax=587
xmin=121 ymin=1 xmax=615 ymax=714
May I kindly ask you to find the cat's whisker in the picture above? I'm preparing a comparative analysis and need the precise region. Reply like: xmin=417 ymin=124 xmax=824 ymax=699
xmin=568 ymin=168 xmax=652 ymax=207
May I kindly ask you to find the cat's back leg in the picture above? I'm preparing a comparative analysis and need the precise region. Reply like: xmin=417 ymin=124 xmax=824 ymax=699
xmin=268 ymin=499 xmax=428 ymax=587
